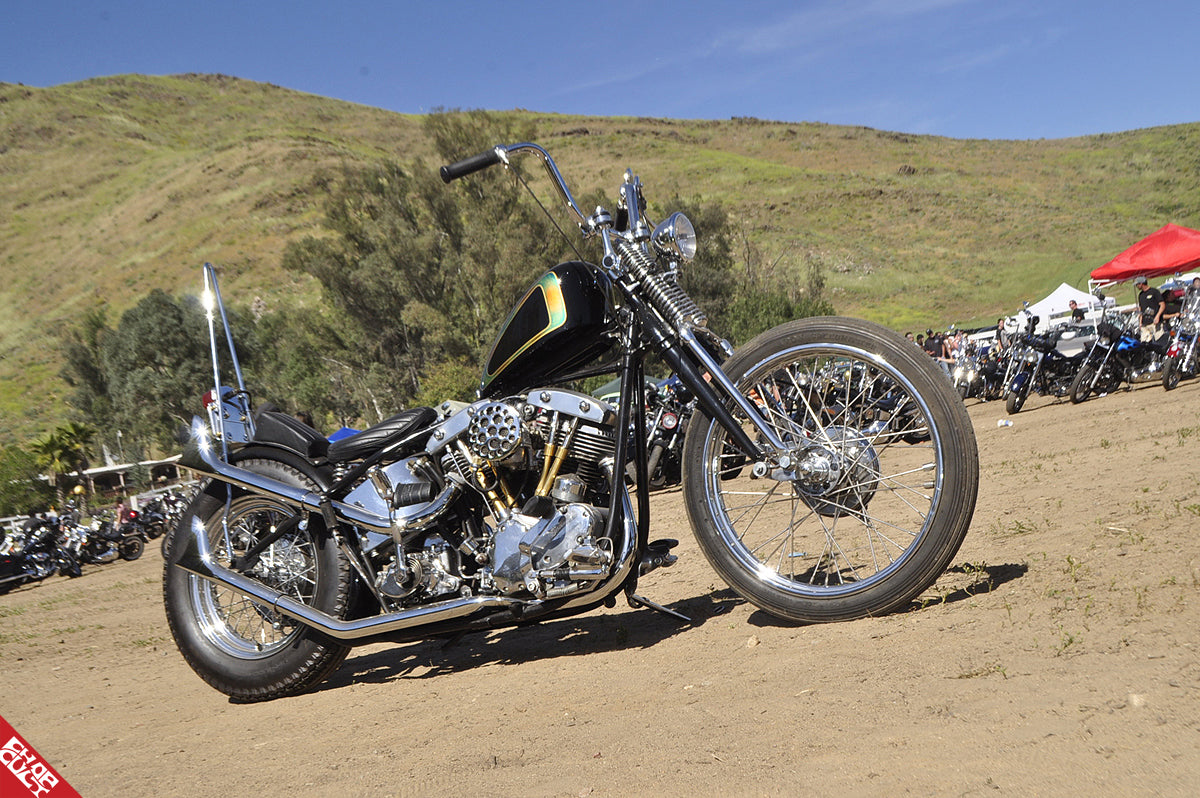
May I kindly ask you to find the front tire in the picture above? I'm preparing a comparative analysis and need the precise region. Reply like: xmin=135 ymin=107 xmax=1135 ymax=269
xmin=1163 ymin=357 xmax=1180 ymax=391
xmin=682 ymin=317 xmax=978 ymax=622
xmin=1070 ymin=364 xmax=1097 ymax=403
xmin=1005 ymin=383 xmax=1027 ymax=414
xmin=60 ymin=550 xmax=82 ymax=578
xmin=163 ymin=455 xmax=355 ymax=701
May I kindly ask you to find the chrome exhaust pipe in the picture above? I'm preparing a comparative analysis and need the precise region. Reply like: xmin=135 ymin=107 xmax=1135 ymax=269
xmin=175 ymin=517 xmax=521 ymax=640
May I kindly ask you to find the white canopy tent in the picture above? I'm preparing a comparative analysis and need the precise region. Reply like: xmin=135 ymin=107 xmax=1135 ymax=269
xmin=1024 ymin=283 xmax=1103 ymax=330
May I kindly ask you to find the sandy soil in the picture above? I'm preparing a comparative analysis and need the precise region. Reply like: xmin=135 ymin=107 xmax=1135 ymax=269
xmin=3 ymin=379 xmax=1199 ymax=797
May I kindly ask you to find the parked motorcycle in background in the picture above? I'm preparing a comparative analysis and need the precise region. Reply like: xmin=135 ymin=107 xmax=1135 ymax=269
xmin=163 ymin=142 xmax=979 ymax=701
xmin=1163 ymin=285 xmax=1200 ymax=390
xmin=66 ymin=514 xmax=146 ymax=564
xmin=977 ymin=345 xmax=1009 ymax=401
xmin=1005 ymin=317 xmax=1084 ymax=414
xmin=950 ymin=351 xmax=983 ymax=400
xmin=133 ymin=499 xmax=170 ymax=540
xmin=1070 ymin=302 xmax=1170 ymax=403
xmin=0 ymin=517 xmax=81 ymax=593
xmin=642 ymin=376 xmax=692 ymax=489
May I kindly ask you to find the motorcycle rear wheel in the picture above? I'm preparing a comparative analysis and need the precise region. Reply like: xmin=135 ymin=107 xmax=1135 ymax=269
xmin=119 ymin=536 xmax=144 ymax=561
xmin=163 ymin=455 xmax=355 ymax=702
xmin=682 ymin=317 xmax=978 ymax=622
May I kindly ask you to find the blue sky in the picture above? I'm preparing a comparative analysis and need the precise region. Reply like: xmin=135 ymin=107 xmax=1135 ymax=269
xmin=4 ymin=1 xmax=1198 ymax=140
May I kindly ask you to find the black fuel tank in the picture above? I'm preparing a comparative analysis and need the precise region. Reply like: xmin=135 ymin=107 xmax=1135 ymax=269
xmin=479 ymin=261 xmax=615 ymax=399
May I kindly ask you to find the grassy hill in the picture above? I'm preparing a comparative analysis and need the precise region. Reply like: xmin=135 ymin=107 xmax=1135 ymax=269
xmin=3 ymin=73 xmax=1198 ymax=446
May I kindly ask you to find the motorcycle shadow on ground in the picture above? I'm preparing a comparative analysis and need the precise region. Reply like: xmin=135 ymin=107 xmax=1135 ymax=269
xmin=318 ymin=588 xmax=745 ymax=694
xmin=316 ymin=562 xmax=1028 ymax=694
xmin=739 ymin=561 xmax=1029 ymax=628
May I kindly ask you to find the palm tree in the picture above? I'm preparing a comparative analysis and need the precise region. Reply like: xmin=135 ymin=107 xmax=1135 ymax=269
xmin=58 ymin=422 xmax=95 ymax=477
xmin=30 ymin=422 xmax=96 ymax=509
xmin=30 ymin=431 xmax=71 ymax=507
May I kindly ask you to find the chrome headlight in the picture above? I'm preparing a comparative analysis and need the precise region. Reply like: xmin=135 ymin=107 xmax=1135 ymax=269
xmin=651 ymin=212 xmax=697 ymax=261
xmin=1023 ymin=351 xmax=1039 ymax=364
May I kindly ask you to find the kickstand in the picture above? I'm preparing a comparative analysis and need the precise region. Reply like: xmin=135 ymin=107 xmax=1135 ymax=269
xmin=627 ymin=593 xmax=692 ymax=623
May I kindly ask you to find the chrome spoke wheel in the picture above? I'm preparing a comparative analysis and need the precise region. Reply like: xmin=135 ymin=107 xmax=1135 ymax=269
xmin=188 ymin=497 xmax=316 ymax=658
xmin=684 ymin=318 xmax=977 ymax=622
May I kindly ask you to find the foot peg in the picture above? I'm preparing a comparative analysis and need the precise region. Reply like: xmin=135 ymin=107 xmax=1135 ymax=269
xmin=638 ymin=538 xmax=679 ymax=576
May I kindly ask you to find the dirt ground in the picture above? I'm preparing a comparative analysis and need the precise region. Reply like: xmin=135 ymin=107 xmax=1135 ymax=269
xmin=3 ymin=379 xmax=1199 ymax=797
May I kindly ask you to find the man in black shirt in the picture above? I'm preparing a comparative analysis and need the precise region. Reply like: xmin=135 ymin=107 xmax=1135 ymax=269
xmin=1135 ymin=276 xmax=1164 ymax=341
xmin=1068 ymin=300 xmax=1085 ymax=323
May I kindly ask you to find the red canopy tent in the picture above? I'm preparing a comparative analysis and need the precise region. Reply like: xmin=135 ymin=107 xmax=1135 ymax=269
xmin=1090 ymin=223 xmax=1200 ymax=286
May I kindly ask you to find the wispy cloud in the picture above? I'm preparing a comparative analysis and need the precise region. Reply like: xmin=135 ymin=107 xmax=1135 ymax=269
xmin=716 ymin=0 xmax=980 ymax=56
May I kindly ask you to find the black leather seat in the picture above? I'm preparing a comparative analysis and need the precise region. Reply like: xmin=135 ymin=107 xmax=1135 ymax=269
xmin=251 ymin=408 xmax=330 ymax=459
xmin=326 ymin=407 xmax=438 ymax=463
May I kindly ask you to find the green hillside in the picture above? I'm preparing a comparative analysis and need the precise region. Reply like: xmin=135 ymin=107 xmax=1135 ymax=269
xmin=3 ymin=73 xmax=1198 ymax=445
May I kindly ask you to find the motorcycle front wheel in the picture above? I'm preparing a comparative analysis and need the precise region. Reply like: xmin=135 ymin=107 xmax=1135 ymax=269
xmin=1069 ymin=364 xmax=1098 ymax=403
xmin=682 ymin=317 xmax=979 ymax=622
xmin=1005 ymin=382 xmax=1028 ymax=414
xmin=1163 ymin=357 xmax=1180 ymax=391
xmin=163 ymin=454 xmax=355 ymax=702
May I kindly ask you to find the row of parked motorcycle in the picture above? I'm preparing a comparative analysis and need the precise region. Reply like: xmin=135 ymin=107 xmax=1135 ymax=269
xmin=949 ymin=291 xmax=1199 ymax=414
xmin=0 ymin=488 xmax=193 ymax=594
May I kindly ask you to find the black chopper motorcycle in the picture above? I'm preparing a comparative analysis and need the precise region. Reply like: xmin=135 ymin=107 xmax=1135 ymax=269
xmin=163 ymin=143 xmax=980 ymax=701
xmin=1004 ymin=317 xmax=1084 ymax=414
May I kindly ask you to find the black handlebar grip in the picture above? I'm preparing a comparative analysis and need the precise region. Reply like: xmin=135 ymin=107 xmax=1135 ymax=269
xmin=439 ymin=148 xmax=502 ymax=183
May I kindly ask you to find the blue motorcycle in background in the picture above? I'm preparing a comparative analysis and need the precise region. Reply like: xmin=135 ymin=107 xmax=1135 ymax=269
xmin=1069 ymin=312 xmax=1170 ymax=403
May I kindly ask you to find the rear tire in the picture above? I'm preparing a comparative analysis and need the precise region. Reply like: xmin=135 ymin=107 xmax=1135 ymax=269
xmin=119 ymin=536 xmax=144 ymax=561
xmin=163 ymin=454 xmax=355 ymax=702
xmin=682 ymin=317 xmax=978 ymax=622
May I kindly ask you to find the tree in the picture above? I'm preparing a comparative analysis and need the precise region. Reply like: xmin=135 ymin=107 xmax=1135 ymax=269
xmin=30 ymin=430 xmax=71 ymax=507
xmin=28 ymin=422 xmax=95 ymax=508
xmin=0 ymin=445 xmax=53 ymax=516
xmin=665 ymin=197 xmax=835 ymax=346
xmin=103 ymin=290 xmax=227 ymax=450
xmin=280 ymin=111 xmax=564 ymax=417
xmin=57 ymin=421 xmax=96 ymax=476
xmin=60 ymin=306 xmax=113 ymax=427
xmin=253 ymin=306 xmax=367 ymax=429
